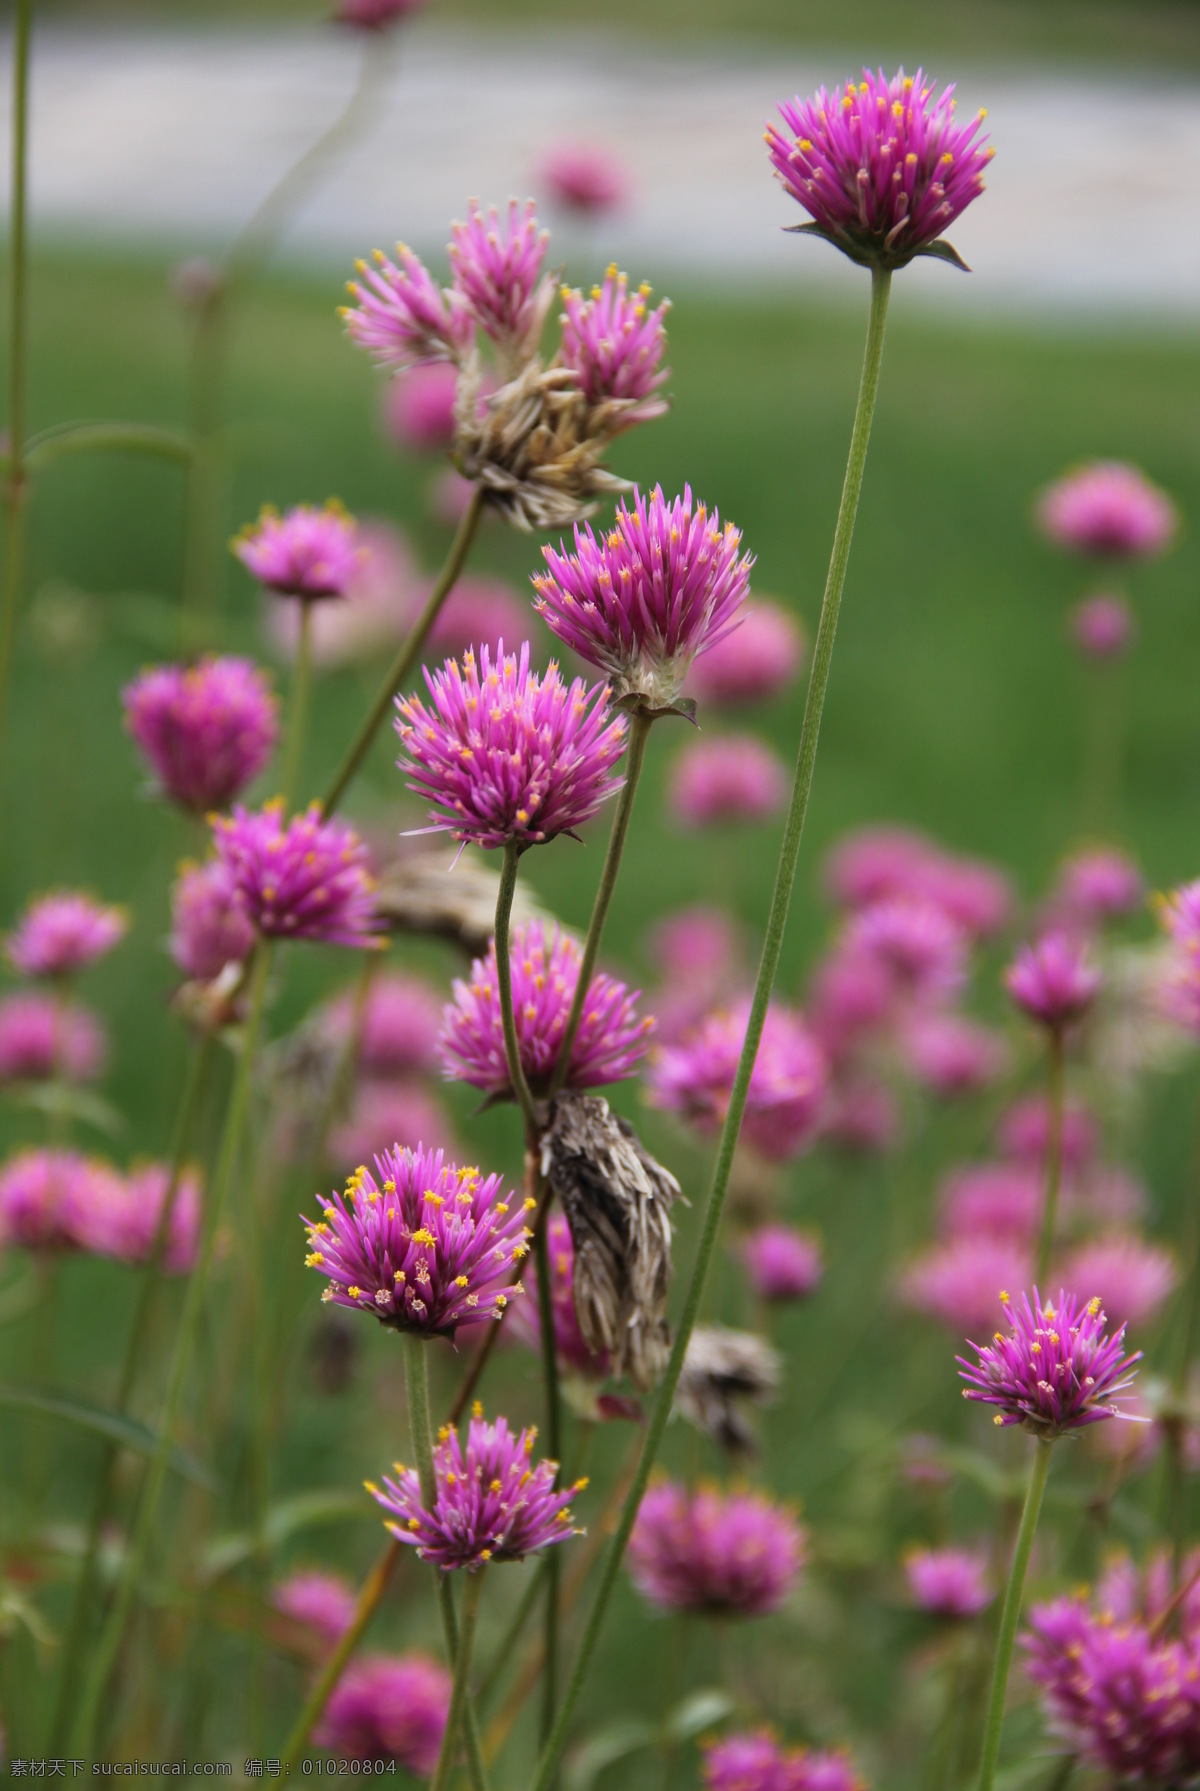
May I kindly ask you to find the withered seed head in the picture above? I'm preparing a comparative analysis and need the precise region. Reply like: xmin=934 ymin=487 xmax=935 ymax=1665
xmin=673 ymin=1324 xmax=782 ymax=1454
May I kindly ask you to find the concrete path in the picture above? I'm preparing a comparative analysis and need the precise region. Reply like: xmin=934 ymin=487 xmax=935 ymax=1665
xmin=3 ymin=22 xmax=1199 ymax=317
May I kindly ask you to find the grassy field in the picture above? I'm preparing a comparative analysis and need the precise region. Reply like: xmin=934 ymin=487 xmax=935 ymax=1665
xmin=2 ymin=245 xmax=1200 ymax=1775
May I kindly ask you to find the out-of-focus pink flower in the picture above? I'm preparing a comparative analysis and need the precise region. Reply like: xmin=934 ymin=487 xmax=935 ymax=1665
xmin=997 ymin=1094 xmax=1097 ymax=1170
xmin=169 ymin=860 xmax=255 ymax=984
xmin=902 ymin=1013 xmax=1008 ymax=1097
xmin=321 ymin=972 xmax=444 ymax=1078
xmin=629 ymin=1481 xmax=806 ymax=1616
xmin=742 ymin=1224 xmax=823 ymax=1302
xmin=646 ymin=907 xmax=744 ymax=1044
xmin=429 ymin=468 xmax=479 ymax=528
xmin=6 ymin=892 xmax=127 ymax=980
xmin=823 ymin=828 xmax=1011 ymax=939
xmin=123 ymin=656 xmax=279 ymax=812
xmin=808 ymin=948 xmax=897 ymax=1065
xmin=1068 ymin=1164 xmax=1147 ymax=1230
xmin=426 ymin=576 xmax=528 ymax=661
xmin=382 ymin=362 xmax=458 ymax=453
xmin=1037 ymin=462 xmax=1178 ymax=560
xmin=670 ymin=736 xmax=789 ymax=829
xmin=1055 ymin=1234 xmax=1178 ymax=1329
xmin=328 ymin=1081 xmax=456 ymax=1176
xmin=940 ymin=1162 xmax=1042 ymax=1245
xmin=335 ymin=0 xmax=427 ymax=28
xmin=1070 ymin=594 xmax=1136 ymax=662
xmin=539 ymin=142 xmax=631 ymax=214
xmin=72 ymin=1161 xmax=202 ymax=1275
xmin=273 ymin=1569 xmax=357 ymax=1647
xmin=267 ymin=522 xmax=423 ymax=669
xmin=844 ymin=897 xmax=968 ymax=1001
xmin=767 ymin=68 xmax=991 ymax=270
xmin=0 ymin=992 xmax=107 ymax=1084
xmin=313 ymin=1652 xmax=450 ymax=1769
xmin=234 ymin=502 xmax=363 ymax=601
xmin=1095 ymin=1549 xmax=1200 ymax=1642
xmin=509 ymin=1212 xmax=609 ymax=1379
xmin=820 ymin=1077 xmax=900 ymax=1154
xmin=704 ymin=1734 xmax=866 ymax=1791
xmin=1006 ymin=930 xmax=1102 ymax=1031
xmin=1053 ymin=848 xmax=1144 ymax=929
xmin=647 ymin=997 xmax=827 ymax=1162
xmin=905 ymin=1546 xmax=993 ymax=1618
xmin=449 ymin=199 xmax=551 ymax=357
xmin=959 ymin=1287 xmax=1140 ymax=1436
xmin=899 ymin=1235 xmax=1033 ymax=1338
xmin=558 ymin=266 xmax=670 ymax=426
xmin=0 ymin=1148 xmax=121 ymax=1253
xmin=212 ymin=803 xmax=381 ymax=950
xmin=684 ymin=602 xmax=806 ymax=707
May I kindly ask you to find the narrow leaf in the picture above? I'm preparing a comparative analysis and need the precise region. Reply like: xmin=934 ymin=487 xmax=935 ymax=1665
xmin=0 ymin=1384 xmax=214 ymax=1489
xmin=661 ymin=1689 xmax=736 ymax=1744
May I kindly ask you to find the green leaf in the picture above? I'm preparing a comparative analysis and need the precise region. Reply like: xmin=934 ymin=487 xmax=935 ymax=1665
xmin=24 ymin=420 xmax=194 ymax=473
xmin=661 ymin=1689 xmax=735 ymax=1745
xmin=912 ymin=238 xmax=972 ymax=272
xmin=201 ymin=1488 xmax=369 ymax=1581
xmin=0 ymin=1384 xmax=214 ymax=1489
xmin=6 ymin=1081 xmax=126 ymax=1139
xmin=564 ymin=1719 xmax=657 ymax=1791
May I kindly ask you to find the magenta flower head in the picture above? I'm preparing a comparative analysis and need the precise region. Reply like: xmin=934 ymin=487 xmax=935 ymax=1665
xmin=368 ymin=1410 xmax=584 ymax=1570
xmin=0 ymin=1147 xmax=120 ymax=1253
xmin=335 ymin=0 xmax=427 ymax=29
xmin=123 ymin=656 xmax=278 ymax=813
xmin=169 ymin=859 xmax=255 ymax=984
xmin=998 ymin=1093 xmax=1097 ymax=1171
xmin=628 ymin=1479 xmax=806 ymax=1617
xmin=1037 ymin=461 xmax=1178 ymax=560
xmin=845 ymin=897 xmax=968 ymax=1002
xmin=343 ymin=243 xmax=472 ymax=371
xmin=902 ymin=1013 xmax=1008 ymax=1098
xmin=669 ymin=736 xmax=789 ymax=829
xmin=273 ymin=1569 xmax=357 ymax=1647
xmin=905 ymin=1546 xmax=993 ymax=1618
xmin=1005 ymin=930 xmax=1102 ymax=1032
xmin=0 ymin=992 xmax=106 ymax=1085
xmin=73 ymin=1161 xmax=202 ymax=1275
xmin=383 ymin=362 xmax=459 ymax=452
xmin=940 ymin=1162 xmax=1043 ymax=1245
xmin=1070 ymin=593 xmax=1136 ymax=662
xmin=212 ymin=802 xmax=381 ymax=949
xmin=313 ymin=1652 xmax=450 ymax=1770
xmin=900 ymin=1236 xmax=1033 ymax=1339
xmin=533 ymin=484 xmax=754 ymax=710
xmin=684 ymin=601 xmax=806 ymax=707
xmin=1056 ymin=1234 xmax=1178 ymax=1330
xmin=303 ymin=1146 xmax=531 ymax=1338
xmin=395 ymin=642 xmax=627 ymax=850
xmin=510 ymin=1211 xmax=608 ymax=1378
xmin=704 ymin=1734 xmax=866 ymax=1791
xmin=329 ymin=1083 xmax=456 ymax=1178
xmin=439 ymin=918 xmax=653 ymax=1098
xmin=742 ymin=1225 xmax=823 ymax=1303
xmin=234 ymin=502 xmax=362 ymax=601
xmin=1054 ymin=848 xmax=1144 ymax=928
xmin=6 ymin=891 xmax=127 ymax=980
xmin=540 ymin=142 xmax=630 ymax=215
xmin=958 ymin=1286 xmax=1141 ymax=1435
xmin=449 ymin=199 xmax=551 ymax=357
xmin=322 ymin=970 xmax=444 ymax=1078
xmin=427 ymin=577 xmax=528 ymax=662
xmin=648 ymin=998 xmax=828 ymax=1163
xmin=767 ymin=68 xmax=991 ymax=271
xmin=559 ymin=266 xmax=670 ymax=426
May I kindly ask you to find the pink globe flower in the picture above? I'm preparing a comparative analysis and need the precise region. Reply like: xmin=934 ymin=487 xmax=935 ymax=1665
xmin=169 ymin=860 xmax=255 ymax=984
xmin=72 ymin=1161 xmax=202 ymax=1276
xmin=233 ymin=502 xmax=363 ymax=601
xmin=647 ymin=906 xmax=744 ymax=1044
xmin=539 ymin=141 xmax=630 ymax=215
xmin=382 ymin=362 xmax=459 ymax=453
xmin=1055 ymin=1234 xmax=1178 ymax=1329
xmin=369 ymin=1411 xmax=584 ymax=1570
xmin=808 ymin=948 xmax=897 ymax=1064
xmin=820 ymin=1077 xmax=900 ymax=1154
xmin=905 ymin=1546 xmax=993 ymax=1618
xmin=669 ymin=736 xmax=789 ymax=829
xmin=438 ymin=919 xmax=653 ymax=1097
xmin=0 ymin=992 xmax=106 ymax=1084
xmin=304 ymin=1147 xmax=530 ymax=1338
xmin=822 ymin=827 xmax=1011 ymax=939
xmin=313 ymin=1653 xmax=450 ymax=1770
xmin=211 ymin=802 xmax=381 ymax=950
xmin=427 ymin=577 xmax=528 ymax=661
xmin=1095 ymin=1548 xmax=1200 ymax=1639
xmin=628 ymin=1480 xmax=806 ymax=1617
xmin=321 ymin=971 xmax=444 ymax=1078
xmin=940 ymin=1162 xmax=1042 ymax=1245
xmin=558 ymin=266 xmax=670 ymax=426
xmin=343 ymin=244 xmax=473 ymax=371
xmin=273 ymin=1569 xmax=357 ymax=1647
xmin=647 ymin=998 xmax=828 ymax=1162
xmin=704 ymin=1734 xmax=866 ymax=1791
xmin=742 ymin=1224 xmax=823 ymax=1302
xmin=123 ymin=656 xmax=279 ymax=813
xmin=766 ymin=68 xmax=992 ymax=270
xmin=328 ymin=1082 xmax=457 ymax=1177
xmin=533 ymin=484 xmax=753 ymax=708
xmin=844 ymin=897 xmax=968 ymax=1001
xmin=508 ymin=1212 xmax=608 ymax=1379
xmin=1037 ymin=462 xmax=1178 ymax=560
xmin=0 ymin=1148 xmax=121 ymax=1253
xmin=6 ymin=891 xmax=127 ymax=979
xmin=902 ymin=1013 xmax=1008 ymax=1097
xmin=1054 ymin=848 xmax=1144 ymax=927
xmin=396 ymin=642 xmax=627 ymax=850
xmin=958 ymin=1286 xmax=1140 ymax=1436
xmin=266 ymin=522 xmax=424 ymax=670
xmin=448 ymin=199 xmax=551 ymax=357
xmin=899 ymin=1235 xmax=1032 ymax=1338
xmin=335 ymin=0 xmax=427 ymax=27
xmin=684 ymin=602 xmax=806 ymax=707
xmin=1005 ymin=930 xmax=1102 ymax=1031
xmin=1070 ymin=594 xmax=1136 ymax=662
xmin=997 ymin=1094 xmax=1097 ymax=1171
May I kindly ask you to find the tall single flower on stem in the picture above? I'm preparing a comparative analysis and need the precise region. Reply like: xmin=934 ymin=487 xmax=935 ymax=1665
xmin=123 ymin=657 xmax=278 ymax=813
xmin=627 ymin=1480 xmax=806 ymax=1617
xmin=1037 ymin=461 xmax=1178 ymax=560
xmin=234 ymin=501 xmax=362 ymax=601
xmin=6 ymin=891 xmax=127 ymax=980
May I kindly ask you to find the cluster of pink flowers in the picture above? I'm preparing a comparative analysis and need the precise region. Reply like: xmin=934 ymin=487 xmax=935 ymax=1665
xmin=0 ymin=1147 xmax=199 ymax=1271
xmin=0 ymin=991 xmax=107 ymax=1085
xmin=704 ymin=1733 xmax=865 ymax=1791
xmin=628 ymin=1480 xmax=806 ymax=1616
xmin=319 ymin=968 xmax=457 ymax=1176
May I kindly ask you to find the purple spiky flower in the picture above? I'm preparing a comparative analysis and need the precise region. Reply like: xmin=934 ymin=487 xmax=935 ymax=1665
xmin=212 ymin=802 xmax=381 ymax=949
xmin=958 ymin=1286 xmax=1141 ymax=1436
xmin=342 ymin=244 xmax=472 ymax=370
xmin=741 ymin=1225 xmax=823 ymax=1303
xmin=905 ymin=1546 xmax=993 ymax=1618
xmin=767 ymin=68 xmax=991 ymax=270
xmin=558 ymin=265 xmax=670 ymax=424
xmin=1005 ymin=930 xmax=1101 ymax=1031
xmin=395 ymin=642 xmax=627 ymax=849
xmin=1037 ymin=461 xmax=1178 ymax=560
xmin=123 ymin=656 xmax=279 ymax=812
xmin=0 ymin=992 xmax=107 ymax=1085
xmin=169 ymin=860 xmax=256 ymax=984
xmin=509 ymin=1211 xmax=609 ymax=1379
xmin=448 ymin=199 xmax=552 ymax=356
xmin=368 ymin=1410 xmax=584 ymax=1570
xmin=303 ymin=1146 xmax=531 ymax=1338
xmin=233 ymin=502 xmax=362 ymax=601
xmin=628 ymin=1479 xmax=806 ymax=1617
xmin=273 ymin=1568 xmax=357 ymax=1646
xmin=0 ymin=1147 xmax=122 ymax=1253
xmin=533 ymin=484 xmax=753 ymax=709
xmin=438 ymin=918 xmax=653 ymax=1098
xmin=313 ymin=1652 xmax=450 ymax=1770
xmin=6 ymin=891 xmax=127 ymax=980
xmin=684 ymin=601 xmax=806 ymax=707
xmin=1054 ymin=848 xmax=1144 ymax=927
xmin=669 ymin=735 xmax=789 ymax=829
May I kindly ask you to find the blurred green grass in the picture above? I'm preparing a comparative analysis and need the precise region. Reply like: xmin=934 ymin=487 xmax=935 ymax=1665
xmin=2 ymin=248 xmax=1200 ymax=1772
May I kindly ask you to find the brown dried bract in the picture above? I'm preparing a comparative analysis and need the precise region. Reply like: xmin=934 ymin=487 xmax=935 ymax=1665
xmin=372 ymin=846 xmax=548 ymax=957
xmin=674 ymin=1325 xmax=781 ymax=1454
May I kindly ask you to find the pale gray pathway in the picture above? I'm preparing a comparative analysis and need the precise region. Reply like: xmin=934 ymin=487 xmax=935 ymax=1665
xmin=2 ymin=21 xmax=1199 ymax=317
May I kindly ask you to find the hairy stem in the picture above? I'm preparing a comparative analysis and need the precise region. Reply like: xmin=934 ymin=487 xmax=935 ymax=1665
xmin=1035 ymin=1030 xmax=1065 ymax=1284
xmin=975 ymin=1438 xmax=1053 ymax=1791
xmin=527 ymin=262 xmax=893 ymax=1791
xmin=494 ymin=839 xmax=539 ymax=1138
xmin=534 ymin=1213 xmax=562 ymax=1751
xmin=281 ymin=600 xmax=314 ymax=810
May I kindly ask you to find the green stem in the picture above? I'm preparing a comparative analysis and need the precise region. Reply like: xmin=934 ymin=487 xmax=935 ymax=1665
xmin=1035 ymin=1031 xmax=1065 ymax=1284
xmin=494 ymin=840 xmax=539 ymax=1138
xmin=320 ymin=486 xmax=484 ymax=818
xmin=534 ymin=1217 xmax=561 ymax=1751
xmin=0 ymin=0 xmax=33 ymax=841
xmin=548 ymin=709 xmax=652 ymax=1098
xmin=430 ymin=1568 xmax=486 ymax=1791
xmin=527 ymin=260 xmax=893 ymax=1791
xmin=278 ymin=1539 xmax=402 ymax=1771
xmin=281 ymin=600 xmax=314 ymax=810
xmin=72 ymin=945 xmax=274 ymax=1757
xmin=47 ymin=1034 xmax=214 ymax=1753
xmin=975 ymin=1438 xmax=1053 ymax=1791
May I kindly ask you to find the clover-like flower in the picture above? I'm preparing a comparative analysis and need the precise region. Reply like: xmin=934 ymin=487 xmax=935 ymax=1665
xmin=233 ymin=502 xmax=362 ymax=601
xmin=169 ymin=860 xmax=256 ymax=984
xmin=123 ymin=657 xmax=278 ymax=813
xmin=0 ymin=992 xmax=107 ymax=1085
xmin=449 ymin=199 xmax=553 ymax=359
xmin=957 ymin=1286 xmax=1140 ymax=1436
xmin=211 ymin=802 xmax=381 ymax=950
xmin=342 ymin=244 xmax=473 ymax=370
xmin=312 ymin=1653 xmax=450 ymax=1770
xmin=669 ymin=735 xmax=789 ymax=829
xmin=0 ymin=1147 xmax=122 ymax=1253
xmin=368 ymin=1411 xmax=584 ymax=1570
xmin=628 ymin=1480 xmax=806 ymax=1617
xmin=558 ymin=265 xmax=670 ymax=426
xmin=303 ymin=1146 xmax=531 ymax=1338
xmin=395 ymin=643 xmax=627 ymax=849
xmin=905 ymin=1546 xmax=993 ymax=1618
xmin=6 ymin=891 xmax=127 ymax=979
xmin=741 ymin=1224 xmax=823 ymax=1303
xmin=1037 ymin=461 xmax=1178 ymax=560
xmin=1005 ymin=930 xmax=1101 ymax=1031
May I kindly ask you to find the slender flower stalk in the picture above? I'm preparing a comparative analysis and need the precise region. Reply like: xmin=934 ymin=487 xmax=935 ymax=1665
xmin=1036 ymin=1031 xmax=1065 ymax=1283
xmin=0 ymin=0 xmax=33 ymax=850
xmin=527 ymin=262 xmax=894 ymax=1791
xmin=495 ymin=841 xmax=540 ymax=1140
xmin=974 ymin=1438 xmax=1053 ymax=1791
xmin=71 ymin=945 xmax=275 ymax=1757
xmin=281 ymin=601 xmax=315 ymax=809
xmin=430 ymin=1567 xmax=487 ymax=1791
xmin=321 ymin=486 xmax=484 ymax=816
